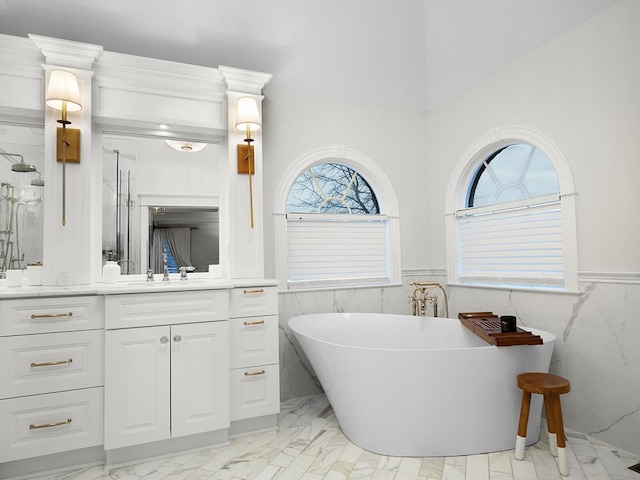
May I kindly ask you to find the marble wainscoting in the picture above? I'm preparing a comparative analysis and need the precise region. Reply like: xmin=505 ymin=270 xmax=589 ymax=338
xmin=277 ymin=278 xmax=640 ymax=459
xmin=447 ymin=280 xmax=640 ymax=458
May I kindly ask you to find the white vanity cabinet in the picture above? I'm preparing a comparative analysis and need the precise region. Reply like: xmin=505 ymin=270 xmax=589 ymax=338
xmin=0 ymin=295 xmax=104 ymax=463
xmin=228 ymin=286 xmax=280 ymax=422
xmin=104 ymin=290 xmax=229 ymax=450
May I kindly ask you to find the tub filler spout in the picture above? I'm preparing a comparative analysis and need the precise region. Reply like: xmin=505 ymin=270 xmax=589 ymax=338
xmin=408 ymin=279 xmax=449 ymax=317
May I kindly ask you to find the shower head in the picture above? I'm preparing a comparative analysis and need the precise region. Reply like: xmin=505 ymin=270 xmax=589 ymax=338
xmin=2 ymin=153 xmax=36 ymax=172
xmin=11 ymin=161 xmax=37 ymax=172
xmin=31 ymin=171 xmax=44 ymax=186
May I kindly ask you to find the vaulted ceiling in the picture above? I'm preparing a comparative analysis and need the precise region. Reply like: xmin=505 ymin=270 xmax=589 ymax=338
xmin=0 ymin=0 xmax=621 ymax=110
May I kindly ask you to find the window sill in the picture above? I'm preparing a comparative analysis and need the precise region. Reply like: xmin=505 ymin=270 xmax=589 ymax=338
xmin=447 ymin=281 xmax=581 ymax=296
xmin=279 ymin=282 xmax=403 ymax=294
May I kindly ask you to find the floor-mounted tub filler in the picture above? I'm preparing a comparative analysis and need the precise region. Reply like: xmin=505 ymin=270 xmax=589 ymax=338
xmin=288 ymin=313 xmax=555 ymax=457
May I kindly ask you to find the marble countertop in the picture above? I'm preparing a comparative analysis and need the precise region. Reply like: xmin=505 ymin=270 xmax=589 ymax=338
xmin=0 ymin=277 xmax=279 ymax=299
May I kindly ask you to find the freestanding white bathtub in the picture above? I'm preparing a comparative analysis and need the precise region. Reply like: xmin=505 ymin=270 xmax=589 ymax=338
xmin=288 ymin=313 xmax=555 ymax=457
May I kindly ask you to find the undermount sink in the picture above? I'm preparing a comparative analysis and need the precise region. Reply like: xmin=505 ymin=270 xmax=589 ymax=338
xmin=99 ymin=276 xmax=232 ymax=292
xmin=125 ymin=279 xmax=211 ymax=287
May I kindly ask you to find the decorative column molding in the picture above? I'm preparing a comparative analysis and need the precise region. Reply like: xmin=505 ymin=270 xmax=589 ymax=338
xmin=219 ymin=67 xmax=272 ymax=279
xmin=29 ymin=35 xmax=102 ymax=286
xmin=29 ymin=34 xmax=103 ymax=70
xmin=218 ymin=66 xmax=272 ymax=95
xmin=0 ymin=35 xmax=45 ymax=116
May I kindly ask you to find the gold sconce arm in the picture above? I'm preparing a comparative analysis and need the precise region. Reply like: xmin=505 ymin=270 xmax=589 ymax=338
xmin=235 ymin=96 xmax=262 ymax=229
xmin=45 ymin=69 xmax=82 ymax=227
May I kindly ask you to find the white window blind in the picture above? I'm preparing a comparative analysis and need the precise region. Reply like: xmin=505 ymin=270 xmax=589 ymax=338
xmin=456 ymin=194 xmax=564 ymax=287
xmin=286 ymin=213 xmax=389 ymax=289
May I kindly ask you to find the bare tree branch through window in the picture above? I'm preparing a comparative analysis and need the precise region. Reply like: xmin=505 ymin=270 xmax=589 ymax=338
xmin=287 ymin=163 xmax=379 ymax=214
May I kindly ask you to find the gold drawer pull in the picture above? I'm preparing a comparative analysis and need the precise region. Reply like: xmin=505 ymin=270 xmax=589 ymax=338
xmin=244 ymin=370 xmax=266 ymax=377
xmin=243 ymin=320 xmax=265 ymax=326
xmin=30 ymin=312 xmax=73 ymax=319
xmin=243 ymin=289 xmax=264 ymax=295
xmin=31 ymin=358 xmax=73 ymax=368
xmin=29 ymin=418 xmax=72 ymax=430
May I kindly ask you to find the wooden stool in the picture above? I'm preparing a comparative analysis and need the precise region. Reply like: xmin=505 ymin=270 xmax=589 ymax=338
xmin=515 ymin=372 xmax=571 ymax=477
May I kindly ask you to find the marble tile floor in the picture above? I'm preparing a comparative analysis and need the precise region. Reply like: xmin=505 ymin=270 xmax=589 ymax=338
xmin=32 ymin=395 xmax=639 ymax=480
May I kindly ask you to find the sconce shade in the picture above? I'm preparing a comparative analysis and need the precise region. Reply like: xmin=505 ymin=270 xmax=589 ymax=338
xmin=235 ymin=96 xmax=261 ymax=132
xmin=45 ymin=69 xmax=82 ymax=112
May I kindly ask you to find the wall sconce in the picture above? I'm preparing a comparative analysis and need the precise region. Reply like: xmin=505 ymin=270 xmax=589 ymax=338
xmin=45 ymin=69 xmax=82 ymax=226
xmin=235 ymin=96 xmax=262 ymax=229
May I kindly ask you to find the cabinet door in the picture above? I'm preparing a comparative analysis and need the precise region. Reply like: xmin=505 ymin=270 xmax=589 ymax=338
xmin=0 ymin=388 xmax=103 ymax=463
xmin=230 ymin=364 xmax=280 ymax=421
xmin=229 ymin=315 xmax=279 ymax=369
xmin=171 ymin=321 xmax=229 ymax=438
xmin=104 ymin=326 xmax=171 ymax=449
xmin=0 ymin=296 xmax=103 ymax=336
xmin=105 ymin=291 xmax=228 ymax=329
xmin=0 ymin=330 xmax=104 ymax=399
xmin=229 ymin=287 xmax=278 ymax=318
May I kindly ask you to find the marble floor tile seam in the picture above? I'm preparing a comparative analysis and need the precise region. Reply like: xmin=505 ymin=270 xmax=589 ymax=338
xmin=23 ymin=394 xmax=640 ymax=480
xmin=31 ymin=447 xmax=637 ymax=480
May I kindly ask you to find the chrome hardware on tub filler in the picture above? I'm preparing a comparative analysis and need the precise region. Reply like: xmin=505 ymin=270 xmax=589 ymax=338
xmin=408 ymin=279 xmax=450 ymax=318
xmin=179 ymin=266 xmax=188 ymax=280
xmin=146 ymin=269 xmax=154 ymax=281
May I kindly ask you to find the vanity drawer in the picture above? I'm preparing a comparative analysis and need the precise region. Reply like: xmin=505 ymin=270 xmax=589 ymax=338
xmin=229 ymin=286 xmax=278 ymax=318
xmin=229 ymin=364 xmax=280 ymax=421
xmin=105 ymin=290 xmax=229 ymax=329
xmin=229 ymin=315 xmax=279 ymax=369
xmin=0 ymin=330 xmax=104 ymax=399
xmin=0 ymin=387 xmax=103 ymax=463
xmin=0 ymin=296 xmax=103 ymax=336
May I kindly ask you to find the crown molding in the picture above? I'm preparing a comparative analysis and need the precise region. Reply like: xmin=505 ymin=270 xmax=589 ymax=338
xmin=95 ymin=51 xmax=226 ymax=97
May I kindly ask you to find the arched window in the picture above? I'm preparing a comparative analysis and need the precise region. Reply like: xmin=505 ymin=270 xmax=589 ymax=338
xmin=467 ymin=144 xmax=559 ymax=207
xmin=445 ymin=127 xmax=578 ymax=291
xmin=274 ymin=146 xmax=401 ymax=290
xmin=287 ymin=163 xmax=380 ymax=214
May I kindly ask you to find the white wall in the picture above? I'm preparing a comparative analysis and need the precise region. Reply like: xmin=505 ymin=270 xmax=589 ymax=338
xmin=267 ymin=0 xmax=640 ymax=457
xmin=426 ymin=0 xmax=640 ymax=273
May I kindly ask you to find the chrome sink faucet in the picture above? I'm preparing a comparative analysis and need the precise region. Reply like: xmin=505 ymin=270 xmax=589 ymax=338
xmin=162 ymin=248 xmax=170 ymax=282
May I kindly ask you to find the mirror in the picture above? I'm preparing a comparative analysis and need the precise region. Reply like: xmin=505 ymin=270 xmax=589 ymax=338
xmin=147 ymin=206 xmax=219 ymax=274
xmin=101 ymin=133 xmax=220 ymax=276
xmin=0 ymin=122 xmax=45 ymax=278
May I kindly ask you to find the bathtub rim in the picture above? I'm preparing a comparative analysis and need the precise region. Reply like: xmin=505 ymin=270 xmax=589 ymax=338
xmin=288 ymin=312 xmax=556 ymax=352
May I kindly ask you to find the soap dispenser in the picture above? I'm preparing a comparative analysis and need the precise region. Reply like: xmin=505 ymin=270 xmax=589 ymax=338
xmin=103 ymin=260 xmax=121 ymax=283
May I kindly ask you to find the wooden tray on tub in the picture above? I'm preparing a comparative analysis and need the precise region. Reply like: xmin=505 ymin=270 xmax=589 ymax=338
xmin=458 ymin=312 xmax=543 ymax=346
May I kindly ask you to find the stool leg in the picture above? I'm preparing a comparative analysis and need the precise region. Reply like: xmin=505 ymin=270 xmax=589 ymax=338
xmin=543 ymin=393 xmax=558 ymax=456
xmin=551 ymin=393 xmax=569 ymax=477
xmin=515 ymin=391 xmax=531 ymax=460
